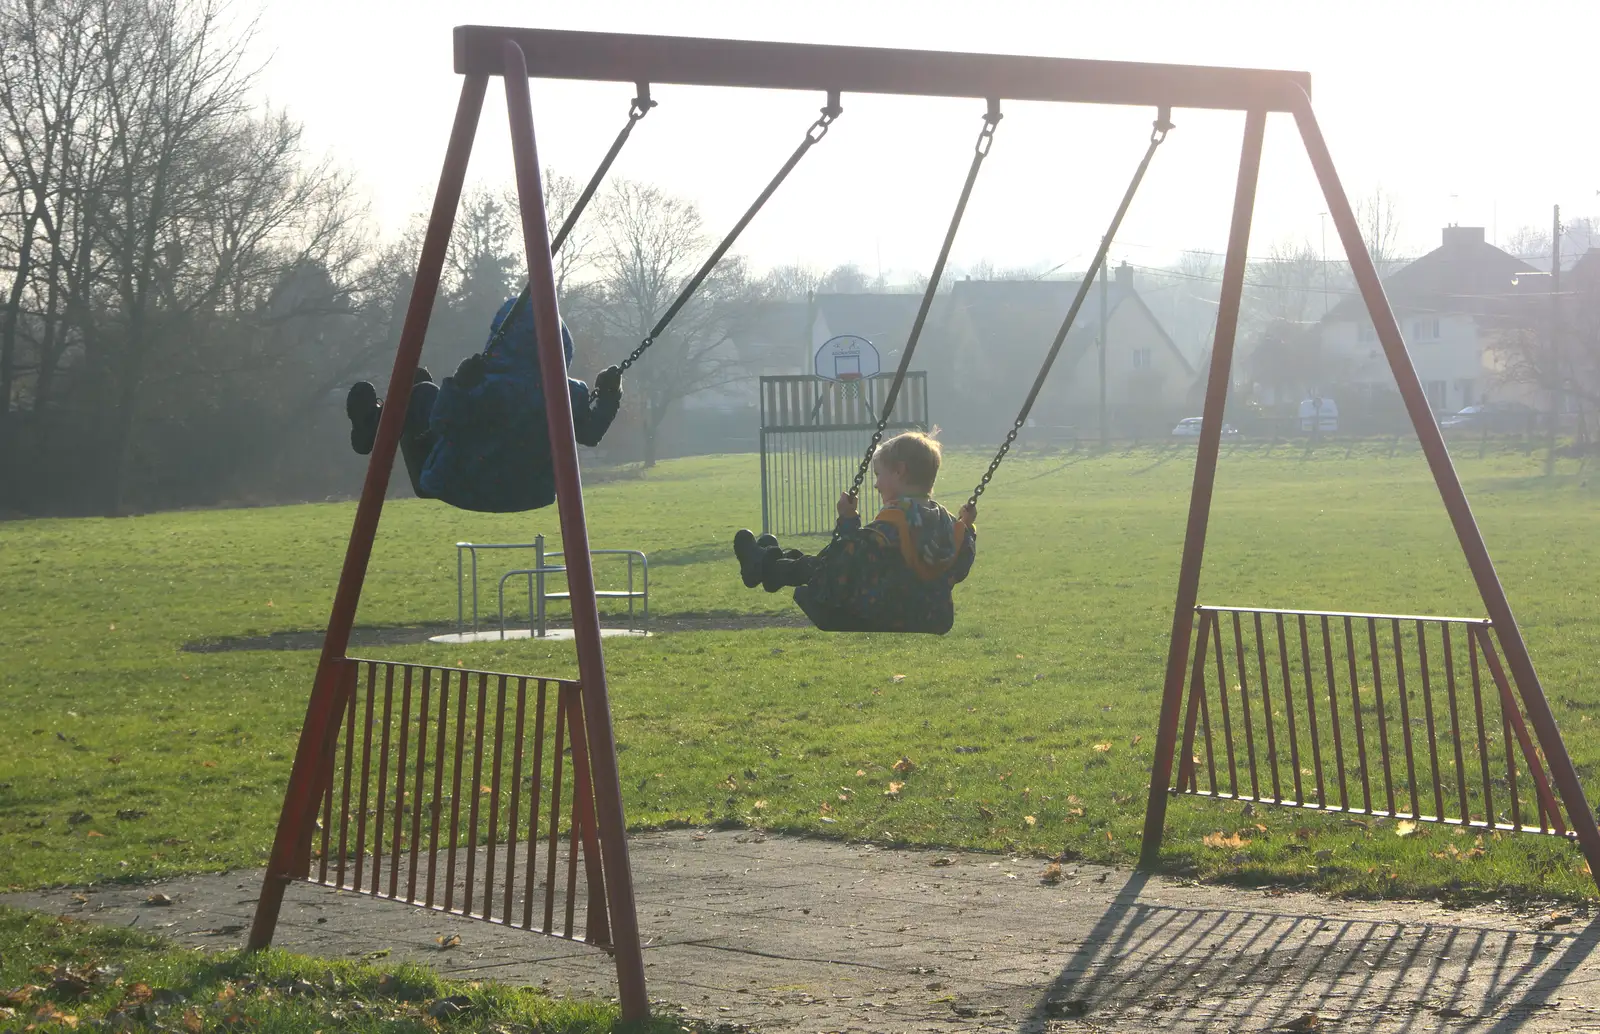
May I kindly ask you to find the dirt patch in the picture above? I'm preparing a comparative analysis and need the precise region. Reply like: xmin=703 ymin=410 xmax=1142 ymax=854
xmin=183 ymin=611 xmax=808 ymax=653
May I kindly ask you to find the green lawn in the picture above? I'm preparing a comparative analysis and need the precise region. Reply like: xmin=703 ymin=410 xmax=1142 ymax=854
xmin=4 ymin=441 xmax=1600 ymax=904
xmin=0 ymin=906 xmax=676 ymax=1032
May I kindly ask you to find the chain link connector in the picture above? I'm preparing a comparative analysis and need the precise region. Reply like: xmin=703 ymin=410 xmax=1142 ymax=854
xmin=1151 ymin=105 xmax=1174 ymax=143
xmin=630 ymin=82 xmax=657 ymax=120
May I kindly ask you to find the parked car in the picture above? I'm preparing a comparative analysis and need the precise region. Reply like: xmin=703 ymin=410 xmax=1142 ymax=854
xmin=1171 ymin=417 xmax=1239 ymax=438
xmin=1438 ymin=401 xmax=1537 ymax=432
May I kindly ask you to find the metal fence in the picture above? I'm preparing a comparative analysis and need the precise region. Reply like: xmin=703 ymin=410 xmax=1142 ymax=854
xmin=759 ymin=373 xmax=929 ymax=537
xmin=302 ymin=659 xmax=610 ymax=944
xmin=1167 ymin=606 xmax=1568 ymax=838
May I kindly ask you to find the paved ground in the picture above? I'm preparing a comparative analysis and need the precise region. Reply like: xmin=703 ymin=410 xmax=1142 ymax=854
xmin=8 ymin=830 xmax=1600 ymax=1032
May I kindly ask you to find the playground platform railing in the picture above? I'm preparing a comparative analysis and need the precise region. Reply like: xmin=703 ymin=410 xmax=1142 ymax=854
xmin=456 ymin=538 xmax=647 ymax=637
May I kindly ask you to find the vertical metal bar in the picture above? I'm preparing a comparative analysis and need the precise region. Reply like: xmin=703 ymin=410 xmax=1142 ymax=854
xmin=444 ymin=670 xmax=469 ymax=911
xmin=1322 ymin=616 xmax=1349 ymax=811
xmin=407 ymin=668 xmax=431 ymax=903
xmin=1468 ymin=633 xmax=1495 ymax=825
xmin=1213 ymin=612 xmax=1239 ymax=797
xmin=1139 ymin=108 xmax=1266 ymax=866
xmin=545 ymin=686 xmax=569 ymax=933
xmin=1276 ymin=614 xmax=1303 ymax=804
xmin=1416 ymin=622 xmax=1445 ymax=820
xmin=336 ymin=664 xmax=359 ymax=888
xmin=1176 ymin=610 xmax=1213 ymax=792
xmin=1476 ymin=627 xmax=1565 ymax=834
xmin=503 ymin=678 xmax=528 ymax=924
xmin=371 ymin=664 xmax=396 ymax=894
xmin=1343 ymin=616 xmax=1373 ymax=814
xmin=1298 ymin=615 xmax=1325 ymax=807
xmin=1366 ymin=618 xmax=1397 ymax=816
xmin=1441 ymin=624 xmax=1471 ymax=822
xmin=463 ymin=672 xmax=488 ymax=914
xmin=426 ymin=670 xmax=449 ymax=908
xmin=1253 ymin=612 xmax=1281 ymax=801
xmin=502 ymin=44 xmax=649 ymax=1006
xmin=352 ymin=663 xmax=378 ymax=891
xmin=317 ymin=710 xmax=334 ymax=884
xmin=1499 ymin=670 xmax=1524 ymax=831
xmin=1295 ymin=84 xmax=1600 ymax=885
xmin=523 ymin=679 xmax=549 ymax=930
xmin=250 ymin=72 xmax=489 ymax=951
xmin=1391 ymin=620 xmax=1420 ymax=818
xmin=389 ymin=667 xmax=412 ymax=899
xmin=1231 ymin=612 xmax=1261 ymax=799
xmin=483 ymin=675 xmax=508 ymax=920
xmin=565 ymin=690 xmax=612 ymax=945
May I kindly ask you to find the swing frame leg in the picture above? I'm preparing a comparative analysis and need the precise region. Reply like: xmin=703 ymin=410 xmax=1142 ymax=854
xmin=248 ymin=74 xmax=489 ymax=951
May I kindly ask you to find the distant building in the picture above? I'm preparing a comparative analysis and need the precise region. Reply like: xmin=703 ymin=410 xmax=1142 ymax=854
xmin=944 ymin=263 xmax=1193 ymax=438
xmin=1319 ymin=226 xmax=1537 ymax=414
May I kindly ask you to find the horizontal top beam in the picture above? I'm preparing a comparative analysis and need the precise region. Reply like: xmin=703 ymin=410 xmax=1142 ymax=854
xmin=454 ymin=26 xmax=1311 ymax=112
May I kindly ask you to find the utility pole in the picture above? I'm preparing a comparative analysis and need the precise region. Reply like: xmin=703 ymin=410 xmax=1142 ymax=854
xmin=1550 ymin=203 xmax=1562 ymax=457
xmin=1098 ymin=249 xmax=1109 ymax=448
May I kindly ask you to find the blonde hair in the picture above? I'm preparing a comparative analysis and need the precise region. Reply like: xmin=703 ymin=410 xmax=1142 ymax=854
xmin=875 ymin=430 xmax=942 ymax=491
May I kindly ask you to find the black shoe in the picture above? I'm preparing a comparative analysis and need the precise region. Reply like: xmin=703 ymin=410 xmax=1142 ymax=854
xmin=346 ymin=381 xmax=380 ymax=455
xmin=761 ymin=551 xmax=793 ymax=594
xmin=733 ymin=529 xmax=764 ymax=588
xmin=756 ymin=533 xmax=779 ymax=550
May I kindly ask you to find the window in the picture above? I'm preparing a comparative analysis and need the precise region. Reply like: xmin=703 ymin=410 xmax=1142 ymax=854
xmin=1425 ymin=380 xmax=1448 ymax=411
xmin=1456 ymin=379 xmax=1475 ymax=407
xmin=1132 ymin=348 xmax=1153 ymax=369
xmin=1411 ymin=318 xmax=1441 ymax=341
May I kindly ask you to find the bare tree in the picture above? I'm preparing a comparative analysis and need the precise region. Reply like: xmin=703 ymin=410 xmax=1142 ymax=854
xmin=595 ymin=177 xmax=750 ymax=466
xmin=1246 ymin=238 xmax=1324 ymax=328
xmin=757 ymin=262 xmax=820 ymax=301
xmin=1355 ymin=186 xmax=1404 ymax=279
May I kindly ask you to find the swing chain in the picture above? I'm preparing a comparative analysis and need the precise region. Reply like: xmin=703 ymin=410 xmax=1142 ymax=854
xmin=964 ymin=105 xmax=1174 ymax=509
xmin=618 ymin=93 xmax=843 ymax=374
xmin=840 ymin=102 xmax=1004 ymax=516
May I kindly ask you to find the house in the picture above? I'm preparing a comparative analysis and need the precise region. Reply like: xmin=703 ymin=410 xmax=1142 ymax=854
xmin=1319 ymin=226 xmax=1537 ymax=414
xmin=944 ymin=263 xmax=1194 ymax=438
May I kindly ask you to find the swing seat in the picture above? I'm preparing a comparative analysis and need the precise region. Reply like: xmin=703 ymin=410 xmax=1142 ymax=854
xmin=796 ymin=599 xmax=955 ymax=635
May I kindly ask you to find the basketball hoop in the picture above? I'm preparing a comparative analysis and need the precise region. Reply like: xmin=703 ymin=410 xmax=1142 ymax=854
xmin=815 ymin=334 xmax=880 ymax=382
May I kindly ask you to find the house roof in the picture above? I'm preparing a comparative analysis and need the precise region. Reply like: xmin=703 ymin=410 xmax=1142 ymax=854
xmin=812 ymin=292 xmax=936 ymax=350
xmin=949 ymin=276 xmax=1192 ymax=375
xmin=1324 ymin=226 xmax=1539 ymax=323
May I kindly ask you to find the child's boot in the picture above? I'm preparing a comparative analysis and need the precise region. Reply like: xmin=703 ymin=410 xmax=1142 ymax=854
xmin=761 ymin=552 xmax=814 ymax=593
xmin=733 ymin=530 xmax=768 ymax=589
xmin=346 ymin=381 xmax=380 ymax=455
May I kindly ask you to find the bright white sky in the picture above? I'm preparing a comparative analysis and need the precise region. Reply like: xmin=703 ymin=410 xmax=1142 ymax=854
xmin=250 ymin=0 xmax=1599 ymax=281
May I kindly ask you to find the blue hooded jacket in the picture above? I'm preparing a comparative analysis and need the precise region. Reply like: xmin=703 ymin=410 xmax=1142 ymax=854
xmin=417 ymin=296 xmax=621 ymax=512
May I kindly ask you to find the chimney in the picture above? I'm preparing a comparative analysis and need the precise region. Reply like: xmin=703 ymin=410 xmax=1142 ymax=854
xmin=1114 ymin=260 xmax=1134 ymax=287
xmin=1441 ymin=225 xmax=1485 ymax=250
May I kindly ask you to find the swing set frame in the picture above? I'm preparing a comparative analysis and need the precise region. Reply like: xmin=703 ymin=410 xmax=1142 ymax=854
xmin=250 ymin=26 xmax=1600 ymax=1025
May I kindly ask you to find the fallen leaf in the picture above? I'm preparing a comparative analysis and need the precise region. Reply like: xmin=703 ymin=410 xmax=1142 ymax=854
xmin=427 ymin=995 xmax=473 ymax=1018
xmin=1065 ymin=808 xmax=1085 ymax=818
xmin=120 ymin=984 xmax=153 ymax=1006
xmin=361 ymin=949 xmax=390 ymax=960
xmin=1395 ymin=820 xmax=1417 ymax=837
xmin=1131 ymin=735 xmax=1143 ymax=746
xmin=2 ymin=987 xmax=42 ymax=1007
xmin=751 ymin=800 xmax=767 ymax=810
xmin=29 ymin=1005 xmax=78 ymax=1028
xmin=145 ymin=893 xmax=173 ymax=907
xmin=70 ymin=893 xmax=89 ymax=905
xmin=435 ymin=933 xmax=461 ymax=949
xmin=977 ymin=805 xmax=994 ymax=820
xmin=892 ymin=757 xmax=917 ymax=774
xmin=1202 ymin=831 xmax=1250 ymax=850
xmin=1024 ymin=815 xmax=1037 ymax=827
xmin=884 ymin=781 xmax=904 ymax=797
xmin=181 ymin=1007 xmax=204 ymax=1033
xmin=1092 ymin=743 xmax=1111 ymax=753
xmin=1041 ymin=862 xmax=1064 ymax=885
xmin=1539 ymin=913 xmax=1574 ymax=931
xmin=479 ymin=786 xmax=492 ymax=794
xmin=1275 ymin=1012 xmax=1322 ymax=1032
xmin=856 ymin=769 xmax=867 ymax=777
xmin=201 ymin=761 xmax=217 ymax=768
xmin=1068 ymin=795 xmax=1082 ymax=805
xmin=85 ymin=831 xmax=106 ymax=838
xmin=891 ymin=674 xmax=906 ymax=683
xmin=930 ymin=857 xmax=953 ymax=867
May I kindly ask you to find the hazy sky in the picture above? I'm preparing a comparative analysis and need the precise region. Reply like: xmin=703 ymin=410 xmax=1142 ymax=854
xmin=250 ymin=0 xmax=1599 ymax=281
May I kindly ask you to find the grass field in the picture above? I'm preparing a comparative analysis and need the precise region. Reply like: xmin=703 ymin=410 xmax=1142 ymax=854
xmin=4 ymin=440 xmax=1600 ymax=904
xmin=0 ymin=906 xmax=677 ymax=1032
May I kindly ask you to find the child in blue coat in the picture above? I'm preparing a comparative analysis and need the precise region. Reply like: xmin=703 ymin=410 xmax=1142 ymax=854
xmin=346 ymin=295 xmax=621 ymax=512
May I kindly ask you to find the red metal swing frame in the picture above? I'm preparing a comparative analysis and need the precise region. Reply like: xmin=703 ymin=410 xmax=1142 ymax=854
xmin=249 ymin=26 xmax=1600 ymax=1025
